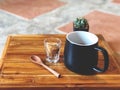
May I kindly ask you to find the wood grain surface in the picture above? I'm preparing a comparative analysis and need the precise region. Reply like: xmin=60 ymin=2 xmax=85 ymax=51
xmin=0 ymin=34 xmax=120 ymax=90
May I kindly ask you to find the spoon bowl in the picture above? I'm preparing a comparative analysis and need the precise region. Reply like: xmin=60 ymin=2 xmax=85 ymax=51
xmin=31 ymin=55 xmax=43 ymax=64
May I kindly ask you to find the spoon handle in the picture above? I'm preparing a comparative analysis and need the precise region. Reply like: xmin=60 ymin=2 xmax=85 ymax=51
xmin=41 ymin=63 xmax=61 ymax=78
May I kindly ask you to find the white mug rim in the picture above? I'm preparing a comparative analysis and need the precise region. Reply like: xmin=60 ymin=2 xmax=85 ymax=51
xmin=66 ymin=31 xmax=98 ymax=46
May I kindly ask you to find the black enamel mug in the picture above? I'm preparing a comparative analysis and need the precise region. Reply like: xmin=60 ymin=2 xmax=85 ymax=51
xmin=64 ymin=31 xmax=109 ymax=75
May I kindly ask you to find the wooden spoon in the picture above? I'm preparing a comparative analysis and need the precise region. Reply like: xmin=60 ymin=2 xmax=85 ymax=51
xmin=30 ymin=55 xmax=61 ymax=78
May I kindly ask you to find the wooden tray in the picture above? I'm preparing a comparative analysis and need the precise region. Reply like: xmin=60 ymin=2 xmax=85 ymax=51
xmin=0 ymin=34 xmax=120 ymax=88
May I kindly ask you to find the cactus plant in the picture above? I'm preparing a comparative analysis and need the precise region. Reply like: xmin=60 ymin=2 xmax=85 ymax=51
xmin=73 ymin=17 xmax=89 ymax=31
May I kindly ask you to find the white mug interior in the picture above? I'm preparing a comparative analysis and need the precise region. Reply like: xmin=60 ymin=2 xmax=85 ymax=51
xmin=67 ymin=31 xmax=98 ymax=46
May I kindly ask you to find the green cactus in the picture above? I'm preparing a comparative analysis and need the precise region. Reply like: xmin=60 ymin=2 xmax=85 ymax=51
xmin=73 ymin=17 xmax=89 ymax=31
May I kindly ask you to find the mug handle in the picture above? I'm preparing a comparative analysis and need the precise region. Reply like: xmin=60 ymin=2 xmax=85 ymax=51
xmin=93 ymin=46 xmax=109 ymax=72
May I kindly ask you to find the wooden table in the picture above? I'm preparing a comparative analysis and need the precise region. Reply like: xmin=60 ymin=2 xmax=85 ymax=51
xmin=0 ymin=34 xmax=120 ymax=90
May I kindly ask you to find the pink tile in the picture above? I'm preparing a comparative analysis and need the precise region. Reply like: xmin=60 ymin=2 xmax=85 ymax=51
xmin=112 ymin=0 xmax=120 ymax=4
xmin=0 ymin=0 xmax=65 ymax=19
xmin=58 ymin=11 xmax=120 ymax=53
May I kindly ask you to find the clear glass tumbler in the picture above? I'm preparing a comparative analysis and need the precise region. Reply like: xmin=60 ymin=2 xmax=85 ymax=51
xmin=44 ymin=38 xmax=61 ymax=63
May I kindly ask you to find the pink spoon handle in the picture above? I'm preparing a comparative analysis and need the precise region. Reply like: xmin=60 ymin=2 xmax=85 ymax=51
xmin=40 ymin=63 xmax=61 ymax=78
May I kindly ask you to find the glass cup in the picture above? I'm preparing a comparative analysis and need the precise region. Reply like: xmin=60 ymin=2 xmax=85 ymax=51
xmin=44 ymin=38 xmax=61 ymax=63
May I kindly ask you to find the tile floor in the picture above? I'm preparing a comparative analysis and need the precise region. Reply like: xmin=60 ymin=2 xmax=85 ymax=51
xmin=113 ymin=0 xmax=120 ymax=4
xmin=0 ymin=0 xmax=65 ymax=19
xmin=0 ymin=0 xmax=120 ymax=61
